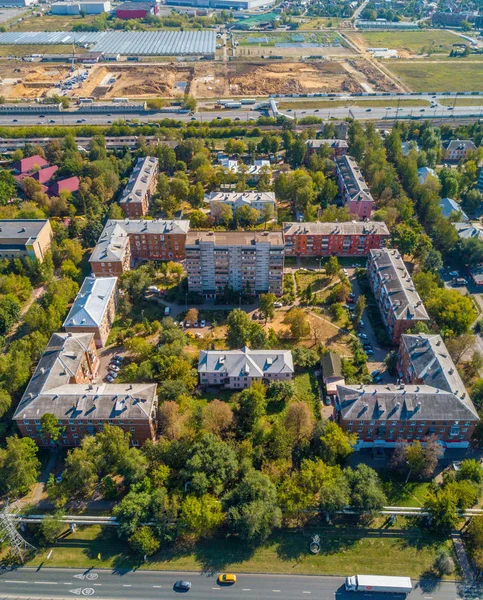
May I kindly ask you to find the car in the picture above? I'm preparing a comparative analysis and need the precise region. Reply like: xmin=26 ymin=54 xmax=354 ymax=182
xmin=218 ymin=574 xmax=237 ymax=584
xmin=113 ymin=355 xmax=124 ymax=363
xmin=106 ymin=374 xmax=115 ymax=383
xmin=347 ymin=297 xmax=354 ymax=304
xmin=174 ymin=581 xmax=191 ymax=591
xmin=234 ymin=117 xmax=241 ymax=121
xmin=373 ymin=376 xmax=383 ymax=383
xmin=49 ymin=119 xmax=56 ymax=123
xmin=107 ymin=113 xmax=112 ymax=116
xmin=447 ymin=107 xmax=453 ymax=110
xmin=366 ymin=108 xmax=372 ymax=112
xmin=287 ymin=109 xmax=292 ymax=112
xmin=12 ymin=119 xmax=17 ymax=123
xmin=108 ymin=370 xmax=118 ymax=379
xmin=314 ymin=109 xmax=319 ymax=112
xmin=107 ymin=120 xmax=112 ymax=124
xmin=185 ymin=322 xmax=191 ymax=328
xmin=76 ymin=119 xmax=83 ymax=123
xmin=274 ymin=302 xmax=283 ymax=308
xmin=371 ymin=370 xmax=380 ymax=377
xmin=109 ymin=364 xmax=120 ymax=373
xmin=178 ymin=321 xmax=184 ymax=328
xmin=190 ymin=117 xmax=196 ymax=121
xmin=359 ymin=320 xmax=365 ymax=327
xmin=358 ymin=333 xmax=368 ymax=339
xmin=454 ymin=277 xmax=468 ymax=286
xmin=449 ymin=270 xmax=459 ymax=278
xmin=342 ymin=268 xmax=349 ymax=276
xmin=39 ymin=115 xmax=45 ymax=118
xmin=200 ymin=320 xmax=206 ymax=327
xmin=366 ymin=349 xmax=375 ymax=355
xmin=56 ymin=474 xmax=63 ymax=483
xmin=194 ymin=321 xmax=199 ymax=328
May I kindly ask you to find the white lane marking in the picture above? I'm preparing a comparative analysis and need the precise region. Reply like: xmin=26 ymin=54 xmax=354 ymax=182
xmin=35 ymin=581 xmax=56 ymax=584
xmin=242 ymin=589 xmax=251 ymax=592
xmin=153 ymin=586 xmax=162 ymax=588
xmin=212 ymin=587 xmax=221 ymax=590
xmin=123 ymin=584 xmax=132 ymax=587
xmin=273 ymin=590 xmax=281 ymax=593
xmin=5 ymin=580 xmax=22 ymax=583
xmin=65 ymin=583 xmax=73 ymax=585
xmin=303 ymin=592 xmax=312 ymax=594
xmin=93 ymin=584 xmax=102 ymax=586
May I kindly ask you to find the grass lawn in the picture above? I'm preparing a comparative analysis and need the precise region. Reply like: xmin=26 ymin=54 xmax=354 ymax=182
xmin=353 ymin=30 xmax=459 ymax=55
xmin=386 ymin=61 xmax=483 ymax=92
xmin=24 ymin=525 xmax=453 ymax=578
xmin=9 ymin=14 xmax=99 ymax=31
xmin=439 ymin=97 xmax=483 ymax=106
xmin=297 ymin=17 xmax=343 ymax=30
xmin=379 ymin=471 xmax=431 ymax=508
xmin=278 ymin=99 xmax=431 ymax=110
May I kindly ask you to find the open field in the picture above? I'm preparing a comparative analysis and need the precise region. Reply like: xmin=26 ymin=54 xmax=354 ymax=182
xmin=24 ymin=524 xmax=454 ymax=578
xmin=278 ymin=98 xmax=431 ymax=109
xmin=439 ymin=97 xmax=483 ymax=106
xmin=385 ymin=61 xmax=483 ymax=92
xmin=297 ymin=17 xmax=346 ymax=30
xmin=234 ymin=30 xmax=354 ymax=56
xmin=349 ymin=30 xmax=460 ymax=57
xmin=236 ymin=44 xmax=354 ymax=57
xmin=9 ymin=14 xmax=100 ymax=31
xmin=0 ymin=44 xmax=86 ymax=58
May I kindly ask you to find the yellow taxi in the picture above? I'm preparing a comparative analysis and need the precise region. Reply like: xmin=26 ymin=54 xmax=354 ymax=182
xmin=218 ymin=574 xmax=237 ymax=584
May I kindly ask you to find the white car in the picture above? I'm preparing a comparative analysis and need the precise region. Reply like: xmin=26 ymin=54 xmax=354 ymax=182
xmin=109 ymin=364 xmax=120 ymax=373
xmin=200 ymin=320 xmax=206 ymax=327
xmin=108 ymin=370 xmax=118 ymax=379
xmin=359 ymin=320 xmax=365 ymax=327
xmin=342 ymin=268 xmax=349 ymax=276
xmin=274 ymin=302 xmax=283 ymax=308
xmin=358 ymin=333 xmax=368 ymax=339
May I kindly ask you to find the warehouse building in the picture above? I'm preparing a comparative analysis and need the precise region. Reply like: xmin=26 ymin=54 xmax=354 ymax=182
xmin=116 ymin=1 xmax=158 ymax=18
xmin=51 ymin=1 xmax=111 ymax=14
xmin=166 ymin=0 xmax=274 ymax=8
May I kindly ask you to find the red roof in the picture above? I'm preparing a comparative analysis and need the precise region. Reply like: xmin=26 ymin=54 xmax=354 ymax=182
xmin=48 ymin=176 xmax=80 ymax=197
xmin=13 ymin=155 xmax=49 ymax=174
xmin=32 ymin=165 xmax=58 ymax=184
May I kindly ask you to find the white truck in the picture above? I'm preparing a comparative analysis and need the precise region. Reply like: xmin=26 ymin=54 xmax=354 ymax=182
xmin=345 ymin=576 xmax=412 ymax=595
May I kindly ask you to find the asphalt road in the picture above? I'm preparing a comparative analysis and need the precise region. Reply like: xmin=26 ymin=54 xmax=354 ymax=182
xmin=0 ymin=567 xmax=472 ymax=600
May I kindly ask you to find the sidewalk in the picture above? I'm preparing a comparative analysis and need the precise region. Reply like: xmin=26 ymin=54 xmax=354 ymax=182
xmin=452 ymin=531 xmax=474 ymax=583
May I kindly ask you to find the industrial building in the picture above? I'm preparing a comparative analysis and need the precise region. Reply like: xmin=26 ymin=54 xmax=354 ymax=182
xmin=166 ymin=0 xmax=274 ymax=8
xmin=116 ymin=1 xmax=158 ymax=18
xmin=51 ymin=1 xmax=111 ymax=14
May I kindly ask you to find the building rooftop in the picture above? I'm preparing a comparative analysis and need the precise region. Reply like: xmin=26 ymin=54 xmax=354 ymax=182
xmin=117 ymin=1 xmax=155 ymax=9
xmin=454 ymin=221 xmax=483 ymax=240
xmin=199 ymin=347 xmax=294 ymax=377
xmin=13 ymin=154 xmax=48 ymax=174
xmin=89 ymin=219 xmax=190 ymax=264
xmin=283 ymin=221 xmax=390 ymax=237
xmin=306 ymin=139 xmax=348 ymax=150
xmin=207 ymin=191 xmax=275 ymax=204
xmin=186 ymin=230 xmax=284 ymax=247
xmin=335 ymin=155 xmax=375 ymax=205
xmin=321 ymin=352 xmax=342 ymax=378
xmin=119 ymin=156 xmax=158 ymax=209
xmin=439 ymin=197 xmax=468 ymax=221
xmin=417 ymin=167 xmax=436 ymax=184
xmin=0 ymin=219 xmax=50 ymax=243
xmin=369 ymin=248 xmax=429 ymax=322
xmin=14 ymin=332 xmax=157 ymax=422
xmin=63 ymin=276 xmax=117 ymax=329
xmin=443 ymin=139 xmax=477 ymax=153
xmin=337 ymin=383 xmax=478 ymax=422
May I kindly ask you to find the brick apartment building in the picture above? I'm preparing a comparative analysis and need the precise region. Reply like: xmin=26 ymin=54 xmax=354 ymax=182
xmin=283 ymin=221 xmax=390 ymax=257
xmin=335 ymin=155 xmax=375 ymax=219
xmin=0 ymin=219 xmax=53 ymax=263
xmin=186 ymin=230 xmax=284 ymax=297
xmin=442 ymin=139 xmax=477 ymax=162
xmin=14 ymin=332 xmax=158 ymax=447
xmin=198 ymin=347 xmax=294 ymax=389
xmin=63 ymin=276 xmax=118 ymax=347
xmin=119 ymin=156 xmax=159 ymax=218
xmin=305 ymin=139 xmax=348 ymax=158
xmin=89 ymin=219 xmax=190 ymax=276
xmin=368 ymin=248 xmax=429 ymax=343
xmin=336 ymin=333 xmax=478 ymax=450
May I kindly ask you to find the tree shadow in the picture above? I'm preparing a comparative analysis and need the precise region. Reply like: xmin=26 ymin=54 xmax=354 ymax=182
xmin=417 ymin=571 xmax=442 ymax=593
xmin=191 ymin=534 xmax=257 ymax=574
xmin=274 ymin=528 xmax=358 ymax=563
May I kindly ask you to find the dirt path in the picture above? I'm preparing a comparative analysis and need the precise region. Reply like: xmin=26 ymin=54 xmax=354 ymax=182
xmin=6 ymin=283 xmax=47 ymax=344
xmin=341 ymin=59 xmax=374 ymax=93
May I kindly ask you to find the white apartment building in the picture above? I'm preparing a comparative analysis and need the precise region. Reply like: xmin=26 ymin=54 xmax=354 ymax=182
xmin=185 ymin=231 xmax=284 ymax=297
xmin=206 ymin=191 xmax=276 ymax=220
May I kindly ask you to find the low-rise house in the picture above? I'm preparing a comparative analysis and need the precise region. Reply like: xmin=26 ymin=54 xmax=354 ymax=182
xmin=454 ymin=221 xmax=483 ymax=240
xmin=89 ymin=219 xmax=190 ymax=277
xmin=417 ymin=167 xmax=436 ymax=184
xmin=119 ymin=156 xmax=159 ymax=218
xmin=283 ymin=221 xmax=390 ymax=257
xmin=14 ymin=332 xmax=158 ymax=447
xmin=368 ymin=248 xmax=429 ymax=343
xmin=12 ymin=154 xmax=48 ymax=176
xmin=442 ymin=139 xmax=477 ymax=162
xmin=0 ymin=219 xmax=53 ymax=262
xmin=305 ymin=139 xmax=348 ymax=158
xmin=401 ymin=141 xmax=419 ymax=156
xmin=48 ymin=176 xmax=80 ymax=197
xmin=63 ymin=276 xmax=118 ymax=347
xmin=439 ymin=197 xmax=468 ymax=222
xmin=321 ymin=352 xmax=345 ymax=397
xmin=206 ymin=191 xmax=276 ymax=220
xmin=32 ymin=165 xmax=58 ymax=185
xmin=198 ymin=347 xmax=294 ymax=389
xmin=335 ymin=155 xmax=375 ymax=219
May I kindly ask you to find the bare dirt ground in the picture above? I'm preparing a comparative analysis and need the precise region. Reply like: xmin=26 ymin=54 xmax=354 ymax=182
xmin=343 ymin=59 xmax=400 ymax=92
xmin=0 ymin=64 xmax=71 ymax=99
xmin=236 ymin=45 xmax=357 ymax=58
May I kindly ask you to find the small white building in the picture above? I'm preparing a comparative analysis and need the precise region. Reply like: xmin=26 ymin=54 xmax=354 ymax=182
xmin=206 ymin=191 xmax=276 ymax=220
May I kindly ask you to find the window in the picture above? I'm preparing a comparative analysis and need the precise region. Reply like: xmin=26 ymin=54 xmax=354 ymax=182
xmin=130 ymin=427 xmax=135 ymax=432
xmin=73 ymin=434 xmax=78 ymax=439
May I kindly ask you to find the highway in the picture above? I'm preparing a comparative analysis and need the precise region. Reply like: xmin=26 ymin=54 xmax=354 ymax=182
xmin=0 ymin=567 xmax=474 ymax=600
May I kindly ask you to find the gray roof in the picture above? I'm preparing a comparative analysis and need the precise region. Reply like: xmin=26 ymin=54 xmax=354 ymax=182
xmin=306 ymin=139 xmax=348 ymax=150
xmin=439 ymin=197 xmax=468 ymax=221
xmin=337 ymin=383 xmax=478 ymax=422
xmin=321 ymin=352 xmax=342 ymax=378
xmin=119 ymin=156 xmax=158 ymax=209
xmin=89 ymin=218 xmax=190 ymax=263
xmin=369 ymin=248 xmax=429 ymax=321
xmin=0 ymin=219 xmax=49 ymax=245
xmin=198 ymin=347 xmax=294 ymax=378
xmin=283 ymin=221 xmax=390 ymax=237
xmin=400 ymin=334 xmax=476 ymax=416
xmin=63 ymin=276 xmax=117 ymax=328
xmin=186 ymin=230 xmax=284 ymax=247
xmin=454 ymin=221 xmax=483 ymax=240
xmin=417 ymin=167 xmax=436 ymax=184
xmin=335 ymin=155 xmax=375 ymax=205
xmin=14 ymin=332 xmax=157 ymax=422
xmin=443 ymin=139 xmax=477 ymax=152
xmin=206 ymin=191 xmax=275 ymax=205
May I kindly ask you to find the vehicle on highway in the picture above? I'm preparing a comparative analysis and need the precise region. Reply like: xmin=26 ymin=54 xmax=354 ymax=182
xmin=218 ymin=574 xmax=237 ymax=584
xmin=366 ymin=108 xmax=372 ymax=112
xmin=12 ymin=119 xmax=17 ymax=122
xmin=174 ymin=581 xmax=191 ymax=591
xmin=345 ymin=575 xmax=412 ymax=595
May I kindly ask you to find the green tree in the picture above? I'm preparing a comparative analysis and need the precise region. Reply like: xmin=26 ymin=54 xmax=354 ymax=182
xmin=180 ymin=494 xmax=224 ymax=536
xmin=113 ymin=490 xmax=152 ymax=538
xmin=62 ymin=440 xmax=98 ymax=498
xmin=292 ymin=346 xmax=318 ymax=370
xmin=128 ymin=525 xmax=160 ymax=557
xmin=0 ymin=436 xmax=40 ymax=496
xmin=0 ymin=170 xmax=16 ymax=205
xmin=457 ymin=459 xmax=483 ymax=484
xmin=236 ymin=381 xmax=267 ymax=436
xmin=346 ymin=464 xmax=387 ymax=512
xmin=425 ymin=288 xmax=477 ymax=336
xmin=40 ymin=413 xmax=64 ymax=444
xmin=40 ymin=511 xmax=65 ymax=545
xmin=353 ymin=295 xmax=366 ymax=326
xmin=284 ymin=401 xmax=313 ymax=444
xmin=283 ymin=307 xmax=310 ymax=340
xmin=319 ymin=421 xmax=355 ymax=466
xmin=259 ymin=293 xmax=276 ymax=322
xmin=325 ymin=256 xmax=340 ymax=277
xmin=424 ymin=487 xmax=459 ymax=530
xmin=226 ymin=309 xmax=267 ymax=349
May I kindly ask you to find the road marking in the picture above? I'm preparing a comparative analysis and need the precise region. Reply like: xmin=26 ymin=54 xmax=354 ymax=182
xmin=242 ymin=589 xmax=251 ymax=592
xmin=212 ymin=587 xmax=221 ymax=590
xmin=35 ymin=581 xmax=55 ymax=584
xmin=93 ymin=584 xmax=102 ymax=586
xmin=153 ymin=586 xmax=162 ymax=588
xmin=5 ymin=581 xmax=22 ymax=584
xmin=273 ymin=590 xmax=281 ymax=593
xmin=70 ymin=588 xmax=82 ymax=595
xmin=123 ymin=585 xmax=132 ymax=587
xmin=303 ymin=592 xmax=312 ymax=594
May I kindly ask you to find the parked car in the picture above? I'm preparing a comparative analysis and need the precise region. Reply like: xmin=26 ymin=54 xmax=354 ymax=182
xmin=359 ymin=320 xmax=365 ymax=327
xmin=371 ymin=370 xmax=380 ymax=377
xmin=200 ymin=320 xmax=206 ymax=327
xmin=274 ymin=302 xmax=283 ymax=308
xmin=109 ymin=364 xmax=120 ymax=373
xmin=366 ymin=349 xmax=375 ymax=355
xmin=106 ymin=374 xmax=115 ymax=383
xmin=373 ymin=376 xmax=383 ymax=383
xmin=358 ymin=333 xmax=368 ymax=339
xmin=194 ymin=321 xmax=199 ymax=328
xmin=449 ymin=270 xmax=459 ymax=278
xmin=108 ymin=370 xmax=118 ymax=379
xmin=113 ymin=355 xmax=124 ymax=363
xmin=185 ymin=322 xmax=191 ymax=328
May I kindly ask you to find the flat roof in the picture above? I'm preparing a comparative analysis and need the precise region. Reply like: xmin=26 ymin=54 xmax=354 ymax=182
xmin=0 ymin=219 xmax=50 ymax=244
xmin=186 ymin=230 xmax=284 ymax=247
xmin=283 ymin=221 xmax=390 ymax=236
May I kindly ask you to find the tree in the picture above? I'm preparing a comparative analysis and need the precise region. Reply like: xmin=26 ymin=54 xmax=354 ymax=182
xmin=392 ymin=223 xmax=419 ymax=256
xmin=185 ymin=308 xmax=199 ymax=324
xmin=236 ymin=205 xmax=260 ymax=227
xmin=0 ymin=294 xmax=21 ymax=335
xmin=346 ymin=464 xmax=387 ymax=512
xmin=425 ymin=289 xmax=476 ymax=336
xmin=226 ymin=309 xmax=267 ymax=349
xmin=224 ymin=470 xmax=281 ymax=543
xmin=180 ymin=494 xmax=224 ymax=536
xmin=0 ymin=170 xmax=16 ymax=205
xmin=62 ymin=442 xmax=98 ymax=498
xmin=0 ymin=387 xmax=11 ymax=419
xmin=40 ymin=413 xmax=64 ymax=444
xmin=446 ymin=333 xmax=476 ymax=364
xmin=211 ymin=201 xmax=233 ymax=226
xmin=202 ymin=400 xmax=233 ymax=436
xmin=424 ymin=487 xmax=459 ymax=530
xmin=236 ymin=381 xmax=267 ymax=436
xmin=292 ymin=346 xmax=318 ymax=370
xmin=283 ymin=307 xmax=310 ymax=340
xmin=113 ymin=490 xmax=152 ymax=537
xmin=284 ymin=401 xmax=313 ymax=444
xmin=158 ymin=401 xmax=183 ymax=440
xmin=319 ymin=422 xmax=356 ymax=466
xmin=391 ymin=437 xmax=443 ymax=480
xmin=0 ymin=436 xmax=40 ymax=496
xmin=434 ymin=549 xmax=455 ymax=576
xmin=128 ymin=526 xmax=160 ymax=557
xmin=183 ymin=94 xmax=197 ymax=112
xmin=40 ymin=511 xmax=65 ymax=545
xmin=353 ymin=295 xmax=366 ymax=325
xmin=125 ymin=337 xmax=154 ymax=361
xmin=259 ymin=293 xmax=276 ymax=322
xmin=457 ymin=459 xmax=483 ymax=484
xmin=81 ymin=221 xmax=103 ymax=248
xmin=325 ymin=256 xmax=340 ymax=277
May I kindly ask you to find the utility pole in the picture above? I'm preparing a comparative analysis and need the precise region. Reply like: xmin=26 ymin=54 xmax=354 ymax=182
xmin=0 ymin=500 xmax=36 ymax=562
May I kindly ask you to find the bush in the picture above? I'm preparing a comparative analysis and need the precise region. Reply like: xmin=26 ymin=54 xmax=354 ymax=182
xmin=434 ymin=549 xmax=455 ymax=576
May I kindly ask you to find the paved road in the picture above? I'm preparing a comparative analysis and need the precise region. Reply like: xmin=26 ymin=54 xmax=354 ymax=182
xmin=0 ymin=567 xmax=472 ymax=600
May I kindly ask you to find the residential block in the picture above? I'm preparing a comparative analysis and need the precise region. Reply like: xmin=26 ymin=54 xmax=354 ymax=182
xmin=120 ymin=156 xmax=159 ymax=218
xmin=335 ymin=155 xmax=375 ymax=218
xmin=0 ymin=219 xmax=53 ymax=263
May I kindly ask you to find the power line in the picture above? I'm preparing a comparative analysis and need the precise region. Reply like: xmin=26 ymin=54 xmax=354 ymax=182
xmin=0 ymin=500 xmax=36 ymax=563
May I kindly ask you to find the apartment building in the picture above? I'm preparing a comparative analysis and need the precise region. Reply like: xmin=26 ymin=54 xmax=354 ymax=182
xmin=119 ymin=156 xmax=159 ymax=218
xmin=14 ymin=332 xmax=158 ymax=447
xmin=185 ymin=230 xmax=284 ymax=297
xmin=0 ymin=219 xmax=53 ymax=263
xmin=63 ymin=276 xmax=118 ymax=347
xmin=206 ymin=191 xmax=276 ymax=220
xmin=442 ymin=139 xmax=477 ymax=162
xmin=368 ymin=248 xmax=429 ymax=343
xmin=89 ymin=219 xmax=190 ymax=276
xmin=305 ymin=139 xmax=348 ymax=158
xmin=335 ymin=155 xmax=375 ymax=219
xmin=198 ymin=347 xmax=294 ymax=389
xmin=283 ymin=221 xmax=390 ymax=257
